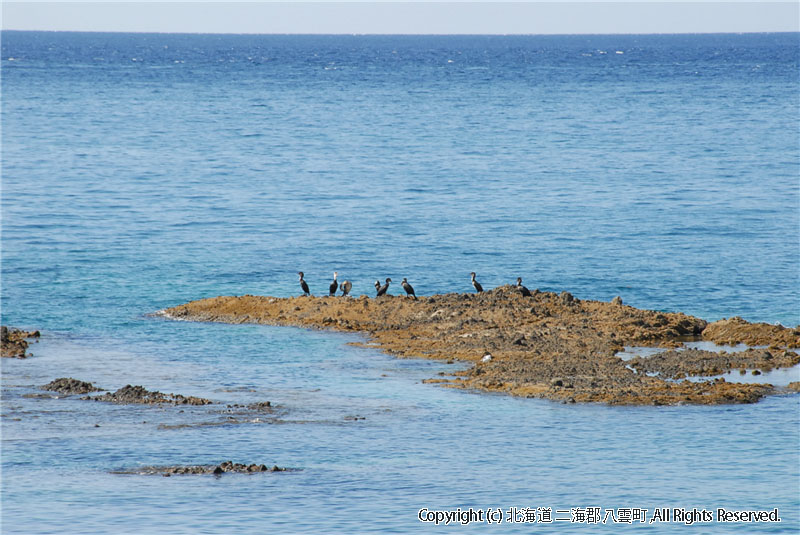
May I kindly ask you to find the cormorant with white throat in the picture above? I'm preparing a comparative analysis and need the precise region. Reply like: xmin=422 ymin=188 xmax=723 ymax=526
xmin=376 ymin=278 xmax=391 ymax=297
xmin=329 ymin=272 xmax=338 ymax=296
xmin=298 ymin=272 xmax=310 ymax=296
xmin=401 ymin=278 xmax=417 ymax=299
xmin=516 ymin=277 xmax=532 ymax=297
xmin=470 ymin=272 xmax=483 ymax=293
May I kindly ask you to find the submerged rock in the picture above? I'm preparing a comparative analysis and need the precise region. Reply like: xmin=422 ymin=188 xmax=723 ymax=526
xmin=113 ymin=461 xmax=294 ymax=476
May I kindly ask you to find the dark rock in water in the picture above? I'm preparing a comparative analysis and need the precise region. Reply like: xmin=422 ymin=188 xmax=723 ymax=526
xmin=84 ymin=384 xmax=213 ymax=405
xmin=113 ymin=461 xmax=294 ymax=476
xmin=42 ymin=378 xmax=103 ymax=395
xmin=1 ymin=326 xmax=40 ymax=358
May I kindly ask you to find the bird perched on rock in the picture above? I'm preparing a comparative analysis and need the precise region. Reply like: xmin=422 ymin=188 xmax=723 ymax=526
xmin=374 ymin=280 xmax=381 ymax=295
xmin=470 ymin=272 xmax=483 ymax=293
xmin=401 ymin=278 xmax=417 ymax=299
xmin=298 ymin=272 xmax=310 ymax=296
xmin=329 ymin=272 xmax=338 ymax=296
xmin=340 ymin=280 xmax=352 ymax=297
xmin=376 ymin=278 xmax=391 ymax=297
xmin=516 ymin=277 xmax=531 ymax=297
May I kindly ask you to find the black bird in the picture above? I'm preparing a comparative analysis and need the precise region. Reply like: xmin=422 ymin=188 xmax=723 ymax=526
xmin=340 ymin=280 xmax=352 ymax=297
xmin=376 ymin=278 xmax=392 ymax=297
xmin=329 ymin=271 xmax=338 ymax=296
xmin=470 ymin=272 xmax=483 ymax=293
xmin=401 ymin=278 xmax=417 ymax=300
xmin=298 ymin=271 xmax=310 ymax=296
xmin=516 ymin=277 xmax=532 ymax=297
xmin=374 ymin=280 xmax=381 ymax=295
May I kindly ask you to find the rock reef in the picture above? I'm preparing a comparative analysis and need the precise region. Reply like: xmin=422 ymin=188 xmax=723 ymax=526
xmin=113 ymin=461 xmax=293 ymax=476
xmin=162 ymin=288 xmax=800 ymax=406
xmin=83 ymin=384 xmax=213 ymax=406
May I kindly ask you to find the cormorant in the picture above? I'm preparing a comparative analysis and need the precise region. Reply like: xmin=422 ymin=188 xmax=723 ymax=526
xmin=401 ymin=278 xmax=417 ymax=299
xmin=340 ymin=280 xmax=352 ymax=297
xmin=298 ymin=272 xmax=310 ymax=296
xmin=329 ymin=271 xmax=338 ymax=296
xmin=376 ymin=278 xmax=391 ymax=297
xmin=374 ymin=280 xmax=381 ymax=295
xmin=516 ymin=277 xmax=532 ymax=297
xmin=470 ymin=272 xmax=483 ymax=293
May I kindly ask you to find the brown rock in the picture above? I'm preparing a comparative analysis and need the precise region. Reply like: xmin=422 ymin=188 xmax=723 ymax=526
xmin=1 ymin=326 xmax=40 ymax=358
xmin=158 ymin=288 xmax=796 ymax=406
xmin=42 ymin=378 xmax=103 ymax=395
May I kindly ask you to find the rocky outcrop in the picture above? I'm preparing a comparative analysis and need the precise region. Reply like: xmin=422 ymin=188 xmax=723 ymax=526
xmin=1 ymin=326 xmax=40 ymax=358
xmin=702 ymin=317 xmax=800 ymax=347
xmin=42 ymin=378 xmax=103 ymax=395
xmin=83 ymin=384 xmax=213 ymax=405
xmin=161 ymin=288 xmax=799 ymax=406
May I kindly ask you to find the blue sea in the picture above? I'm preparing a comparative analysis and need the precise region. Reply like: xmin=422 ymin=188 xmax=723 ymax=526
xmin=2 ymin=31 xmax=799 ymax=534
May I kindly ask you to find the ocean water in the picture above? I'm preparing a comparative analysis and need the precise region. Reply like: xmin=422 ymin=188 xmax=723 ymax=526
xmin=1 ymin=31 xmax=798 ymax=533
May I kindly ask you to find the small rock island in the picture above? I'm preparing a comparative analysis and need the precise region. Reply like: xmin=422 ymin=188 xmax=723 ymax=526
xmin=162 ymin=287 xmax=800 ymax=406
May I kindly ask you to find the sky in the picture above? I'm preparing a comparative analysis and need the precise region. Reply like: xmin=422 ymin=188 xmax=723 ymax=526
xmin=2 ymin=1 xmax=799 ymax=35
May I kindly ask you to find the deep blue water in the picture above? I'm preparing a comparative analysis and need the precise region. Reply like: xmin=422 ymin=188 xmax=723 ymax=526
xmin=2 ymin=31 xmax=799 ymax=534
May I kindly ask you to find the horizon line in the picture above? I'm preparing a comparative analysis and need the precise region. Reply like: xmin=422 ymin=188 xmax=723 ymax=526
xmin=3 ymin=29 xmax=799 ymax=37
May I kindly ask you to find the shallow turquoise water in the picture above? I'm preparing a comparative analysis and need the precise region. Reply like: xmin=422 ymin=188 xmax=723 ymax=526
xmin=3 ymin=328 xmax=798 ymax=533
xmin=1 ymin=32 xmax=799 ymax=533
